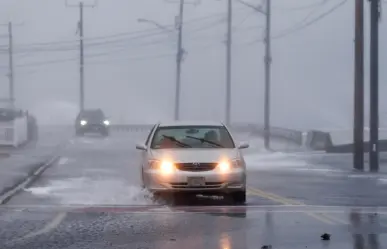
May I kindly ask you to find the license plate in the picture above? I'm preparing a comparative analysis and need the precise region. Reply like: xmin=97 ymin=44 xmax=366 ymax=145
xmin=187 ymin=177 xmax=205 ymax=187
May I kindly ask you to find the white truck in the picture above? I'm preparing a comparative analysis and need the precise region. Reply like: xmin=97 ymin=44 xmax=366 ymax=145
xmin=0 ymin=100 xmax=38 ymax=147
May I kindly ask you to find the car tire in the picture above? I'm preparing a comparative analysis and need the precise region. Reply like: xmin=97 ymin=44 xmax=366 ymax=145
xmin=170 ymin=193 xmax=185 ymax=206
xmin=152 ymin=192 xmax=164 ymax=202
xmin=231 ymin=191 xmax=246 ymax=205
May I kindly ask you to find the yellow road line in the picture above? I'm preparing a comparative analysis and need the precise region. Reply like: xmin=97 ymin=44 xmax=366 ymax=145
xmin=248 ymin=187 xmax=348 ymax=225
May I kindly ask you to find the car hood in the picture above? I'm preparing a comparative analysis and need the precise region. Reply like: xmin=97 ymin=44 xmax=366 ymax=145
xmin=149 ymin=148 xmax=240 ymax=163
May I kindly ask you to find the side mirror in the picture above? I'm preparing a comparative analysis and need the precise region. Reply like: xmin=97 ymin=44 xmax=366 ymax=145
xmin=136 ymin=143 xmax=147 ymax=151
xmin=238 ymin=141 xmax=249 ymax=149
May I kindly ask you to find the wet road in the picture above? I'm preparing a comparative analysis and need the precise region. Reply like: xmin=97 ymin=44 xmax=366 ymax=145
xmin=1 ymin=131 xmax=387 ymax=248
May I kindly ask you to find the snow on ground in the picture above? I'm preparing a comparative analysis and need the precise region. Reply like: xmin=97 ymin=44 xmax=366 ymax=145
xmin=21 ymin=131 xmax=155 ymax=206
xmin=243 ymin=145 xmax=345 ymax=174
xmin=25 ymin=178 xmax=153 ymax=205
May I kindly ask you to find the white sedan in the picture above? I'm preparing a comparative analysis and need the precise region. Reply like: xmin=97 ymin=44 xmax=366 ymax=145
xmin=136 ymin=121 xmax=249 ymax=204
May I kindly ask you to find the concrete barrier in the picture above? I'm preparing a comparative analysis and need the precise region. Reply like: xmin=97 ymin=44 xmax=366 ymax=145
xmin=302 ymin=128 xmax=387 ymax=153
xmin=304 ymin=130 xmax=333 ymax=151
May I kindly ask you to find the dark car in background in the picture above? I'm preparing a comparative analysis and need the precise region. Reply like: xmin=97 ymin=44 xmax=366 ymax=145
xmin=75 ymin=109 xmax=110 ymax=136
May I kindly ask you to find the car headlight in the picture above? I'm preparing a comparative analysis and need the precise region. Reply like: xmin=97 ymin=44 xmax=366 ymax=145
xmin=80 ymin=120 xmax=87 ymax=126
xmin=103 ymin=120 xmax=110 ymax=126
xmin=218 ymin=161 xmax=231 ymax=172
xmin=217 ymin=159 xmax=243 ymax=172
xmin=148 ymin=160 xmax=175 ymax=174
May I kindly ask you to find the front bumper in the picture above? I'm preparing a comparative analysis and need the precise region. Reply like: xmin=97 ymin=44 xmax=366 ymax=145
xmin=77 ymin=124 xmax=108 ymax=133
xmin=144 ymin=169 xmax=246 ymax=194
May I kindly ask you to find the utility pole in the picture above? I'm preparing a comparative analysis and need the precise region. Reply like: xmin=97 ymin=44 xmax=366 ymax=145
xmin=225 ymin=0 xmax=232 ymax=125
xmin=7 ymin=22 xmax=14 ymax=107
xmin=263 ymin=0 xmax=272 ymax=150
xmin=234 ymin=0 xmax=271 ymax=149
xmin=174 ymin=0 xmax=184 ymax=121
xmin=353 ymin=0 xmax=364 ymax=171
xmin=166 ymin=0 xmax=198 ymax=120
xmin=369 ymin=0 xmax=381 ymax=172
xmin=66 ymin=0 xmax=97 ymax=112
xmin=0 ymin=21 xmax=24 ymax=108
xmin=79 ymin=1 xmax=85 ymax=111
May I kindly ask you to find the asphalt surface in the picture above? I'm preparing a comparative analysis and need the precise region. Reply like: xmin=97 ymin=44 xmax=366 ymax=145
xmin=0 ymin=126 xmax=72 ymax=200
xmin=1 ymin=130 xmax=387 ymax=248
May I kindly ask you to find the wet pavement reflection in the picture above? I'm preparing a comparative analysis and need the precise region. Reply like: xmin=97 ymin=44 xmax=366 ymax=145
xmin=350 ymin=209 xmax=381 ymax=249
xmin=2 ymin=205 xmax=387 ymax=248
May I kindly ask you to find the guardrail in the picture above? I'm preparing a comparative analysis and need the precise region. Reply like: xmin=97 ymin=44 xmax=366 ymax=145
xmin=108 ymin=123 xmax=303 ymax=146
xmin=301 ymin=128 xmax=387 ymax=153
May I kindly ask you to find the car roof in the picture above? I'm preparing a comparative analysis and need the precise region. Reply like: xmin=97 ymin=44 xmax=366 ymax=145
xmin=158 ymin=120 xmax=225 ymax=127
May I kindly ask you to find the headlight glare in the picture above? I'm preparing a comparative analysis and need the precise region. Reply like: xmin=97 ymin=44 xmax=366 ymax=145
xmin=103 ymin=120 xmax=110 ymax=126
xmin=218 ymin=159 xmax=243 ymax=172
xmin=160 ymin=161 xmax=174 ymax=174
xmin=148 ymin=160 xmax=175 ymax=174
xmin=80 ymin=120 xmax=87 ymax=126
xmin=218 ymin=161 xmax=231 ymax=172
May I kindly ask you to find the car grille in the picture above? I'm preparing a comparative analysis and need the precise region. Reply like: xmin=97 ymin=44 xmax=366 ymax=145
xmin=170 ymin=182 xmax=223 ymax=189
xmin=88 ymin=124 xmax=103 ymax=129
xmin=175 ymin=162 xmax=217 ymax=172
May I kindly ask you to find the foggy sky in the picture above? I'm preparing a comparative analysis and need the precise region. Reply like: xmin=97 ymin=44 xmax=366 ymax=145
xmin=0 ymin=0 xmax=385 ymax=130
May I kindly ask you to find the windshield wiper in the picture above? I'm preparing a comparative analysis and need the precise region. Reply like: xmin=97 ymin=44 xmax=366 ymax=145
xmin=162 ymin=135 xmax=191 ymax=148
xmin=185 ymin=136 xmax=224 ymax=148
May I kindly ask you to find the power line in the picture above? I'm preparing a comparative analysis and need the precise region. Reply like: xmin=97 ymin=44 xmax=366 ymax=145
xmin=2 ymin=14 xmax=246 ymax=56
xmin=245 ymin=0 xmax=348 ymax=45
xmin=4 ymin=9 xmax=249 ymax=51
xmin=2 ymin=2 xmax=349 ymax=68
xmin=297 ymin=0 xmax=332 ymax=24
xmin=273 ymin=0 xmax=347 ymax=39
xmin=0 ymin=39 xmax=226 ymax=69
xmin=233 ymin=9 xmax=259 ymax=29
xmin=6 ymin=0 xmax=343 ymax=63
xmin=274 ymin=0 xmax=330 ymax=11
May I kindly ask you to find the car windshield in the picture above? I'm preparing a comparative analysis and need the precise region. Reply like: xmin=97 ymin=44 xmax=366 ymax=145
xmin=150 ymin=125 xmax=235 ymax=149
xmin=78 ymin=110 xmax=105 ymax=122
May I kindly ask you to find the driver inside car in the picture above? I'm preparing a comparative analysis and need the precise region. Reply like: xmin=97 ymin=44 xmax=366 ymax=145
xmin=204 ymin=130 xmax=219 ymax=144
xmin=158 ymin=136 xmax=177 ymax=149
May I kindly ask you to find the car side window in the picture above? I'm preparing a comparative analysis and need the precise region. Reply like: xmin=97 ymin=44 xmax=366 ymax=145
xmin=145 ymin=125 xmax=157 ymax=145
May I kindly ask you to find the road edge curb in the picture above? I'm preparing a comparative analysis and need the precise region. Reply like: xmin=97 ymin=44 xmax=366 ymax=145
xmin=0 ymin=155 xmax=61 ymax=205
